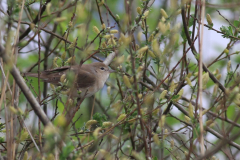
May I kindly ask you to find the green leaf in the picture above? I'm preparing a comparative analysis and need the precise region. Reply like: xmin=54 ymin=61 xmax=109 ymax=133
xmin=0 ymin=123 xmax=4 ymax=131
xmin=228 ymin=26 xmax=233 ymax=36
xmin=233 ymin=54 xmax=240 ymax=63
xmin=188 ymin=17 xmax=195 ymax=28
xmin=193 ymin=125 xmax=200 ymax=141
xmin=0 ymin=137 xmax=4 ymax=143
xmin=227 ymin=105 xmax=236 ymax=119
xmin=60 ymin=141 xmax=75 ymax=160
xmin=93 ymin=113 xmax=107 ymax=126
xmin=220 ymin=25 xmax=234 ymax=39
xmin=171 ymin=95 xmax=180 ymax=100
xmin=166 ymin=117 xmax=179 ymax=126
xmin=233 ymin=20 xmax=240 ymax=28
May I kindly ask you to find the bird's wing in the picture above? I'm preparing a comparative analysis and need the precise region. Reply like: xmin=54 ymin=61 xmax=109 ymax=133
xmin=75 ymin=69 xmax=96 ymax=89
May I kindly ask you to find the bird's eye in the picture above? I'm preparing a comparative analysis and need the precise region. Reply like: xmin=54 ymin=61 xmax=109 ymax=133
xmin=100 ymin=67 xmax=105 ymax=70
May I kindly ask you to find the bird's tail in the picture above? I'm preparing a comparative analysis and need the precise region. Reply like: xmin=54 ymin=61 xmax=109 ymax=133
xmin=24 ymin=72 xmax=42 ymax=78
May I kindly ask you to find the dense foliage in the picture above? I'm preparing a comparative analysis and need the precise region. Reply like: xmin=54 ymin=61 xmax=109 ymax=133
xmin=0 ymin=0 xmax=240 ymax=159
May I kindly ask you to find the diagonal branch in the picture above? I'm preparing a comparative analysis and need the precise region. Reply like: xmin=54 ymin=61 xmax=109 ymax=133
xmin=0 ymin=44 xmax=51 ymax=126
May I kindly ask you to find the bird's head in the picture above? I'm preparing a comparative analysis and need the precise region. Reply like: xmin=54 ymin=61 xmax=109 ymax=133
xmin=92 ymin=62 xmax=115 ymax=74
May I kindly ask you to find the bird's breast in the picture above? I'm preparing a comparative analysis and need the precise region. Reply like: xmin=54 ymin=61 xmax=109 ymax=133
xmin=97 ymin=73 xmax=109 ymax=90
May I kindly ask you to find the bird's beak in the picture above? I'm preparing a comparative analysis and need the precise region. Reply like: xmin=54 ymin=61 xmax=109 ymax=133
xmin=109 ymin=69 xmax=115 ymax=73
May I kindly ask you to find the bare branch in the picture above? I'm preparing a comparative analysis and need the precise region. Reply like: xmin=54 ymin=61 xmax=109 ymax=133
xmin=0 ymin=44 xmax=51 ymax=126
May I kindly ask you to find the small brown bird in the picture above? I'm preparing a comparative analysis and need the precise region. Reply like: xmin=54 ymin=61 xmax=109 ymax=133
xmin=24 ymin=62 xmax=114 ymax=98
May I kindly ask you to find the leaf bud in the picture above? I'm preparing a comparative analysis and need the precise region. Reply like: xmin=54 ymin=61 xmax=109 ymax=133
xmin=173 ymin=89 xmax=183 ymax=102
xmin=159 ymin=90 xmax=167 ymax=100
xmin=104 ymin=34 xmax=114 ymax=39
xmin=56 ymin=114 xmax=66 ymax=127
xmin=170 ymin=139 xmax=174 ymax=148
xmin=46 ymin=3 xmax=52 ymax=15
xmin=163 ymin=129 xmax=168 ymax=139
xmin=160 ymin=9 xmax=168 ymax=18
xmin=137 ymin=46 xmax=148 ymax=54
xmin=153 ymin=133 xmax=160 ymax=145
xmin=23 ymin=152 xmax=28 ymax=160
xmin=19 ymin=130 xmax=28 ymax=142
xmin=188 ymin=103 xmax=194 ymax=118
xmin=206 ymin=120 xmax=213 ymax=127
xmin=138 ymin=94 xmax=143 ymax=99
xmin=116 ymin=14 xmax=120 ymax=20
xmin=142 ymin=10 xmax=149 ymax=19
xmin=227 ymin=60 xmax=231 ymax=72
xmin=123 ymin=75 xmax=132 ymax=88
xmin=234 ymin=93 xmax=240 ymax=106
xmin=184 ymin=115 xmax=191 ymax=123
xmin=53 ymin=57 xmax=58 ymax=68
xmin=102 ymin=121 xmax=113 ymax=128
xmin=50 ymin=84 xmax=55 ymax=90
xmin=93 ymin=127 xmax=102 ymax=138
xmin=159 ymin=115 xmax=165 ymax=127
xmin=148 ymin=34 xmax=154 ymax=42
xmin=61 ymin=51 xmax=66 ymax=60
xmin=60 ymin=74 xmax=66 ymax=83
xmin=206 ymin=14 xmax=213 ymax=26
xmin=144 ymin=92 xmax=155 ymax=106
xmin=9 ymin=106 xmax=18 ymax=114
xmin=169 ymin=81 xmax=177 ymax=93
xmin=93 ymin=26 xmax=100 ymax=34
xmin=202 ymin=72 xmax=209 ymax=89
xmin=86 ymin=120 xmax=98 ymax=129
xmin=185 ymin=77 xmax=192 ymax=87
xmin=101 ymin=42 xmax=107 ymax=48
xmin=213 ymin=84 xmax=218 ymax=96
xmin=107 ymin=86 xmax=111 ymax=95
xmin=158 ymin=22 xmax=167 ymax=34
xmin=117 ymin=114 xmax=126 ymax=122
xmin=54 ymin=17 xmax=67 ymax=23
xmin=148 ymin=50 xmax=156 ymax=58
xmin=101 ymin=23 xmax=106 ymax=30
xmin=137 ymin=7 xmax=141 ymax=15
xmin=110 ymin=30 xmax=119 ymax=34
xmin=224 ymin=49 xmax=229 ymax=54
xmin=130 ymin=76 xmax=134 ymax=83
xmin=216 ymin=74 xmax=221 ymax=80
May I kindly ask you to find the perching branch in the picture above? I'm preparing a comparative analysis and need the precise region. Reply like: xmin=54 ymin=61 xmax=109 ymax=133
xmin=103 ymin=51 xmax=116 ymax=66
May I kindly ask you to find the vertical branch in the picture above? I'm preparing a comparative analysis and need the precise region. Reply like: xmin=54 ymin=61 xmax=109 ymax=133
xmin=4 ymin=102 xmax=11 ymax=160
xmin=198 ymin=0 xmax=205 ymax=155
xmin=129 ymin=46 xmax=149 ymax=158
xmin=43 ymin=18 xmax=59 ymax=115
xmin=5 ymin=0 xmax=14 ymax=158
xmin=11 ymin=0 xmax=25 ymax=158
xmin=37 ymin=0 xmax=43 ymax=152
